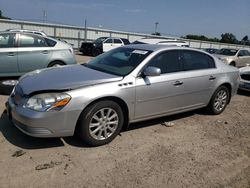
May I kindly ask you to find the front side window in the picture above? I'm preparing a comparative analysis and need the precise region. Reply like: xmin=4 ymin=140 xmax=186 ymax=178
xmin=147 ymin=50 xmax=180 ymax=74
xmin=114 ymin=39 xmax=122 ymax=44
xmin=19 ymin=34 xmax=48 ymax=47
xmin=0 ymin=33 xmax=15 ymax=48
xmin=181 ymin=50 xmax=215 ymax=71
xmin=104 ymin=39 xmax=112 ymax=44
xmin=84 ymin=47 xmax=152 ymax=76
xmin=238 ymin=50 xmax=245 ymax=56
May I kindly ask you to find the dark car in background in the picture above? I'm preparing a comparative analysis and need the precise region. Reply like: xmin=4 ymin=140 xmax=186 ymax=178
xmin=79 ymin=37 xmax=130 ymax=56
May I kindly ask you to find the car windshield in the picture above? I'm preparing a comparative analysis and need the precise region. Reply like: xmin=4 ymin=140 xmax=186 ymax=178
xmin=84 ymin=47 xmax=152 ymax=76
xmin=94 ymin=37 xmax=108 ymax=44
xmin=216 ymin=49 xmax=238 ymax=56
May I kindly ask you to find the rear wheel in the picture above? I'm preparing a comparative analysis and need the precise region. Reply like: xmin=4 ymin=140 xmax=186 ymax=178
xmin=207 ymin=86 xmax=230 ymax=115
xmin=77 ymin=101 xmax=124 ymax=146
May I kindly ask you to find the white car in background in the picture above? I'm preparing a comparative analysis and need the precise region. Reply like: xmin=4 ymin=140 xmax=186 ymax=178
xmin=132 ymin=38 xmax=189 ymax=47
xmin=214 ymin=48 xmax=250 ymax=67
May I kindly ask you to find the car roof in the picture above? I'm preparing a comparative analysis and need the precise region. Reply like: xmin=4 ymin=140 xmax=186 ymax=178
xmin=124 ymin=44 xmax=185 ymax=52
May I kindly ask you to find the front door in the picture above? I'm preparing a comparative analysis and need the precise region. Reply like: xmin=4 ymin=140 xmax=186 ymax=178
xmin=135 ymin=50 xmax=185 ymax=119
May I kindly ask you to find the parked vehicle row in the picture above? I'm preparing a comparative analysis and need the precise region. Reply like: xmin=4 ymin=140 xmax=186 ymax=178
xmin=6 ymin=45 xmax=240 ymax=146
xmin=79 ymin=37 xmax=130 ymax=56
xmin=132 ymin=38 xmax=190 ymax=47
xmin=214 ymin=48 xmax=250 ymax=67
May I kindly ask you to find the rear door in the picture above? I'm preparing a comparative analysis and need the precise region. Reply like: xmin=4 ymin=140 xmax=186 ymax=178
xmin=17 ymin=33 xmax=52 ymax=73
xmin=0 ymin=33 xmax=18 ymax=75
xmin=178 ymin=50 xmax=218 ymax=106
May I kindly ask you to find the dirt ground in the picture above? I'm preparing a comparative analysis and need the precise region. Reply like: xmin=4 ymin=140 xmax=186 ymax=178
xmin=0 ymin=54 xmax=249 ymax=188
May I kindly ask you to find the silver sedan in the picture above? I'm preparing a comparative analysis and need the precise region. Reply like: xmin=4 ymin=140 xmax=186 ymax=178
xmin=6 ymin=45 xmax=240 ymax=146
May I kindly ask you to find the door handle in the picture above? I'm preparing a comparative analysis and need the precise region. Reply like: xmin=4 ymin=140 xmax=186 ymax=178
xmin=209 ymin=76 xmax=216 ymax=80
xmin=42 ymin=50 xmax=48 ymax=54
xmin=8 ymin=52 xmax=15 ymax=56
xmin=173 ymin=81 xmax=183 ymax=86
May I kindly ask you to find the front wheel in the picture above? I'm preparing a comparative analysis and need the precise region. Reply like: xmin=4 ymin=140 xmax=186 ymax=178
xmin=77 ymin=101 xmax=124 ymax=146
xmin=92 ymin=48 xmax=101 ymax=57
xmin=48 ymin=61 xmax=65 ymax=67
xmin=207 ymin=86 xmax=230 ymax=115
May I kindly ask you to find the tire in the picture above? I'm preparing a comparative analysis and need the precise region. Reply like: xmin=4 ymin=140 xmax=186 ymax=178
xmin=77 ymin=101 xmax=124 ymax=146
xmin=0 ymin=79 xmax=18 ymax=95
xmin=92 ymin=48 xmax=101 ymax=57
xmin=48 ymin=61 xmax=65 ymax=67
xmin=207 ymin=86 xmax=230 ymax=115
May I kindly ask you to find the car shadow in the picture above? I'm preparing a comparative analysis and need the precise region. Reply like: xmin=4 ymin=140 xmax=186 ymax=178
xmin=0 ymin=108 xmax=202 ymax=149
xmin=237 ymin=89 xmax=250 ymax=97
xmin=126 ymin=110 xmax=198 ymax=131
xmin=0 ymin=111 xmax=65 ymax=149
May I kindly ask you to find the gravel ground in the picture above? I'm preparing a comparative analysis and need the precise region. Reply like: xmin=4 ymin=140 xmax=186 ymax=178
xmin=0 ymin=54 xmax=249 ymax=188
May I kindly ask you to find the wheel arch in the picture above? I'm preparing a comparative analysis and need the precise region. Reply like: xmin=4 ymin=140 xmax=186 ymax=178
xmin=47 ymin=60 xmax=66 ymax=67
xmin=229 ymin=61 xmax=236 ymax=66
xmin=75 ymin=96 xmax=129 ymax=132
xmin=215 ymin=83 xmax=232 ymax=104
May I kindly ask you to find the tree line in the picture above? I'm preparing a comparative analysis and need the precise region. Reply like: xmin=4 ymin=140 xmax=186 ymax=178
xmin=184 ymin=33 xmax=250 ymax=46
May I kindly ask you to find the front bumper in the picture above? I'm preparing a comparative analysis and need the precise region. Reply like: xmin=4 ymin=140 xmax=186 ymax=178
xmin=6 ymin=97 xmax=81 ymax=138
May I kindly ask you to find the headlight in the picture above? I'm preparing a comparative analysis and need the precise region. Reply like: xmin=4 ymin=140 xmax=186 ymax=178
xmin=219 ymin=58 xmax=228 ymax=64
xmin=24 ymin=93 xmax=71 ymax=112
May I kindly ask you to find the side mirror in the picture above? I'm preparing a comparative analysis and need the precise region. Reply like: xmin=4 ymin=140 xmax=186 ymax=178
xmin=143 ymin=66 xmax=161 ymax=77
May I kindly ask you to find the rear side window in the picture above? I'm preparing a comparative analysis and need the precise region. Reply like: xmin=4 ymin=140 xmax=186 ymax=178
xmin=181 ymin=50 xmax=215 ymax=71
xmin=45 ymin=38 xmax=57 ymax=47
xmin=147 ymin=50 xmax=181 ymax=74
xmin=19 ymin=34 xmax=48 ymax=47
xmin=121 ymin=39 xmax=130 ymax=45
xmin=104 ymin=39 xmax=112 ymax=43
xmin=0 ymin=33 xmax=15 ymax=48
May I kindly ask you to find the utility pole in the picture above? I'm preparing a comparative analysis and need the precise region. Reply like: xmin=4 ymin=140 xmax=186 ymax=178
xmin=43 ymin=10 xmax=47 ymax=23
xmin=84 ymin=19 xmax=87 ymax=42
xmin=155 ymin=22 xmax=159 ymax=34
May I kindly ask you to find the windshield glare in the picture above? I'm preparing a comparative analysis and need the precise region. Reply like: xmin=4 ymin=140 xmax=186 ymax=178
xmin=216 ymin=49 xmax=238 ymax=56
xmin=84 ymin=47 xmax=152 ymax=76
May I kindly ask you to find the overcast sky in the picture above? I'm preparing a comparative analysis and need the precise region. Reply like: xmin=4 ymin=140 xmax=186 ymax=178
xmin=0 ymin=0 xmax=250 ymax=39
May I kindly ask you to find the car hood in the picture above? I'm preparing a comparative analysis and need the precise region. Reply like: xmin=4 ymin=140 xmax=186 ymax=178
xmin=213 ymin=54 xmax=229 ymax=59
xmin=18 ymin=64 xmax=123 ymax=95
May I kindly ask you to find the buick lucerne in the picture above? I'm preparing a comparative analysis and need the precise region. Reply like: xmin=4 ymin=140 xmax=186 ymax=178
xmin=6 ymin=45 xmax=240 ymax=146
